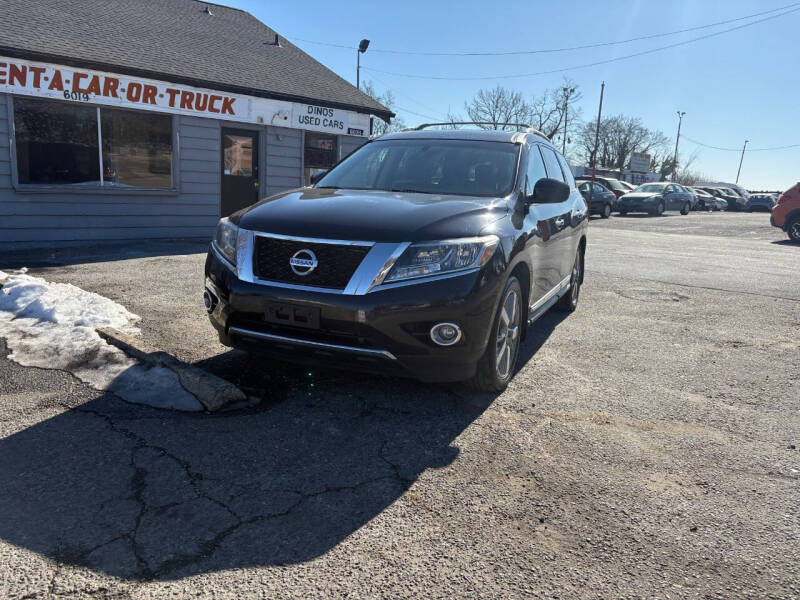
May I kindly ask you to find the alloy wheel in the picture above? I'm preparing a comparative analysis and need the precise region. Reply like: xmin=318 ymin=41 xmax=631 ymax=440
xmin=495 ymin=288 xmax=520 ymax=379
xmin=790 ymin=220 xmax=800 ymax=241
xmin=570 ymin=252 xmax=583 ymax=305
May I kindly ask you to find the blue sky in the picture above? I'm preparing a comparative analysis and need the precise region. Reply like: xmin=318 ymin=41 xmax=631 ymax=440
xmin=225 ymin=0 xmax=798 ymax=191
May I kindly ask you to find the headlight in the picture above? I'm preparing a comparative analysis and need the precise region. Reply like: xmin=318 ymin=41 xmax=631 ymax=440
xmin=213 ymin=217 xmax=240 ymax=266
xmin=385 ymin=235 xmax=499 ymax=283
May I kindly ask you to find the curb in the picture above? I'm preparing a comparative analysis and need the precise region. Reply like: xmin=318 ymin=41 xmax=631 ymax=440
xmin=96 ymin=327 xmax=246 ymax=412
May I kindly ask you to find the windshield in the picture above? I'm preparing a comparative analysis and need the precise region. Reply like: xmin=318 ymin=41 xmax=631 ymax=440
xmin=633 ymin=184 xmax=665 ymax=193
xmin=316 ymin=139 xmax=520 ymax=198
xmin=603 ymin=179 xmax=626 ymax=191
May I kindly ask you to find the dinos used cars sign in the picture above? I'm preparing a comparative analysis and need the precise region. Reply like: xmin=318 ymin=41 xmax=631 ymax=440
xmin=0 ymin=57 xmax=370 ymax=136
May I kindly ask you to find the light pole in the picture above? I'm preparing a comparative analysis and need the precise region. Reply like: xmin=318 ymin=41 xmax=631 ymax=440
xmin=356 ymin=39 xmax=370 ymax=90
xmin=736 ymin=140 xmax=749 ymax=184
xmin=562 ymin=86 xmax=575 ymax=155
xmin=588 ymin=82 xmax=605 ymax=208
xmin=672 ymin=111 xmax=685 ymax=181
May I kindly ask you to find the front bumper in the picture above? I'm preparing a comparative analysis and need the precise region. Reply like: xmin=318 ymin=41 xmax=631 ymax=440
xmin=618 ymin=198 xmax=659 ymax=212
xmin=204 ymin=247 xmax=503 ymax=382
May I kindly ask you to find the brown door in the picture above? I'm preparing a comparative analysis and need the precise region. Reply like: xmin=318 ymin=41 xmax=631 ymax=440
xmin=221 ymin=128 xmax=259 ymax=217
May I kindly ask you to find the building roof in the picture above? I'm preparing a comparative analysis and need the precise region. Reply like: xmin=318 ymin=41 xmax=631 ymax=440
xmin=1 ymin=0 xmax=393 ymax=121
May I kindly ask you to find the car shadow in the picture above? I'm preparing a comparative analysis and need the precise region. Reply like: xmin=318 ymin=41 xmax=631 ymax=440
xmin=0 ymin=239 xmax=209 ymax=269
xmin=770 ymin=239 xmax=798 ymax=246
xmin=0 ymin=315 xmax=562 ymax=582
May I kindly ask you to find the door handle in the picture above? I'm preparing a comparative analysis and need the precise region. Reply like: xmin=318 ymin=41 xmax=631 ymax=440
xmin=555 ymin=217 xmax=565 ymax=229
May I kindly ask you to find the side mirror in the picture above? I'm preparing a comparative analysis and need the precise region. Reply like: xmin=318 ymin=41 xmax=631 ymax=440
xmin=528 ymin=178 xmax=571 ymax=204
xmin=309 ymin=170 xmax=327 ymax=186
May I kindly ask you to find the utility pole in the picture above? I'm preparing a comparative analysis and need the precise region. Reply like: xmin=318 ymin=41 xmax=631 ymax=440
xmin=588 ymin=82 xmax=605 ymax=208
xmin=735 ymin=140 xmax=749 ymax=184
xmin=562 ymin=86 xmax=575 ymax=155
xmin=672 ymin=111 xmax=685 ymax=181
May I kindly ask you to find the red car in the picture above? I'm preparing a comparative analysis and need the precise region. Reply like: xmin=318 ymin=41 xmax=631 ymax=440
xmin=771 ymin=182 xmax=800 ymax=242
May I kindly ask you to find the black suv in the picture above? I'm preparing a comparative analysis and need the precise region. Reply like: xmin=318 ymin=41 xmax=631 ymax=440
xmin=204 ymin=127 xmax=588 ymax=391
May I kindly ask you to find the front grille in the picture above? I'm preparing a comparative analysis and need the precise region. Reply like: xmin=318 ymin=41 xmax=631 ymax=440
xmin=253 ymin=236 xmax=371 ymax=290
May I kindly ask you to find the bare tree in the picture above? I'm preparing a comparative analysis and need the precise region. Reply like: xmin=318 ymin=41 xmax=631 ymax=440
xmin=574 ymin=115 xmax=670 ymax=173
xmin=361 ymin=81 xmax=406 ymax=138
xmin=463 ymin=86 xmax=530 ymax=130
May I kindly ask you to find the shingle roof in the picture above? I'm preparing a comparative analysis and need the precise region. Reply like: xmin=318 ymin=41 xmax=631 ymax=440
xmin=1 ymin=0 xmax=393 ymax=120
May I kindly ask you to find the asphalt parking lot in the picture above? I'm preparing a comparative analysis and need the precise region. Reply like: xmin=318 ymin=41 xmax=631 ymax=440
xmin=1 ymin=211 xmax=798 ymax=599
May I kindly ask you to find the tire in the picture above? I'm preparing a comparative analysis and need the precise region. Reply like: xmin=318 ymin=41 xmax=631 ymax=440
xmin=788 ymin=216 xmax=800 ymax=243
xmin=680 ymin=202 xmax=690 ymax=215
xmin=650 ymin=201 xmax=665 ymax=216
xmin=556 ymin=247 xmax=584 ymax=313
xmin=469 ymin=276 xmax=523 ymax=392
xmin=601 ymin=204 xmax=611 ymax=219
xmin=697 ymin=200 xmax=705 ymax=211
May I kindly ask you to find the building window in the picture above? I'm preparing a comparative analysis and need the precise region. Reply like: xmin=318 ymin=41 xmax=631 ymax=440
xmin=101 ymin=108 xmax=172 ymax=188
xmin=303 ymin=132 xmax=337 ymax=185
xmin=14 ymin=98 xmax=100 ymax=185
xmin=13 ymin=97 xmax=173 ymax=188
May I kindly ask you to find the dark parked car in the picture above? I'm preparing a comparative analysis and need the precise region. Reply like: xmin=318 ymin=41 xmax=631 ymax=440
xmin=204 ymin=127 xmax=588 ymax=392
xmin=700 ymin=187 xmax=746 ymax=211
xmin=577 ymin=175 xmax=629 ymax=198
xmin=746 ymin=193 xmax=777 ymax=212
xmin=617 ymin=182 xmax=693 ymax=216
xmin=577 ymin=180 xmax=616 ymax=218
xmin=691 ymin=187 xmax=718 ymax=211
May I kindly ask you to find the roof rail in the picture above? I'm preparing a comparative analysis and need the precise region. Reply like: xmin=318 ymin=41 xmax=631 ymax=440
xmin=413 ymin=121 xmax=530 ymax=131
xmin=412 ymin=122 xmax=551 ymax=141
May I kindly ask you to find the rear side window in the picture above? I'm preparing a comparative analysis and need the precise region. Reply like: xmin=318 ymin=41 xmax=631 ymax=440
xmin=524 ymin=145 xmax=548 ymax=196
xmin=539 ymin=146 xmax=565 ymax=182
xmin=556 ymin=153 xmax=576 ymax=188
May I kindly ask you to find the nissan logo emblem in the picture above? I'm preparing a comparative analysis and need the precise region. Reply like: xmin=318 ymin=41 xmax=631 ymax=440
xmin=289 ymin=249 xmax=318 ymax=276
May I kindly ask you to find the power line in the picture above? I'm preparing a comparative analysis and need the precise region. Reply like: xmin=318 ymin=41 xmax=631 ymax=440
xmin=367 ymin=74 xmax=448 ymax=119
xmin=682 ymin=135 xmax=800 ymax=152
xmin=360 ymin=7 xmax=800 ymax=81
xmin=286 ymin=2 xmax=800 ymax=56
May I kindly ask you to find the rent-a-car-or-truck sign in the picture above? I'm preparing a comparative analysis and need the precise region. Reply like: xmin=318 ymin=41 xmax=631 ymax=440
xmin=0 ymin=57 xmax=370 ymax=136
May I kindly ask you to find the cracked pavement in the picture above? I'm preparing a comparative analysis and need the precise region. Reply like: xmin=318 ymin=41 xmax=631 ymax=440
xmin=1 ymin=212 xmax=799 ymax=599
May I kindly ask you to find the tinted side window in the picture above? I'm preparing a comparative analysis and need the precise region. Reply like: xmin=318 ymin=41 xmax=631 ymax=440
xmin=524 ymin=145 xmax=548 ymax=196
xmin=556 ymin=152 xmax=575 ymax=187
xmin=539 ymin=146 xmax=565 ymax=182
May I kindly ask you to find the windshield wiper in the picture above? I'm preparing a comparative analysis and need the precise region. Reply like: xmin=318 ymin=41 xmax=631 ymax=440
xmin=387 ymin=188 xmax=437 ymax=194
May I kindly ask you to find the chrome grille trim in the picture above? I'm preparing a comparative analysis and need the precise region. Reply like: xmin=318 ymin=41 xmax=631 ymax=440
xmin=228 ymin=326 xmax=397 ymax=360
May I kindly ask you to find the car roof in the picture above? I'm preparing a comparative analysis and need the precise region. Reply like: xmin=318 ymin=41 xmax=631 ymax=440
xmin=378 ymin=128 xmax=553 ymax=146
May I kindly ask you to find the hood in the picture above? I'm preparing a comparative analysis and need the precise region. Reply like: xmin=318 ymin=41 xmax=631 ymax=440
xmin=235 ymin=187 xmax=510 ymax=242
xmin=621 ymin=192 xmax=662 ymax=200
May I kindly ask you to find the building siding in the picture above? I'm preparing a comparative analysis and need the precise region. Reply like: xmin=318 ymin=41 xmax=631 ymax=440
xmin=0 ymin=93 xmax=370 ymax=248
xmin=265 ymin=126 xmax=302 ymax=198
xmin=0 ymin=100 xmax=221 ymax=248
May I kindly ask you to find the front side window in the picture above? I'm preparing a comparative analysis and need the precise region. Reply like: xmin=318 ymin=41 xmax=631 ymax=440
xmin=13 ymin=97 xmax=173 ymax=188
xmin=316 ymin=139 xmax=520 ymax=198
xmin=524 ymin=145 xmax=548 ymax=196
xmin=539 ymin=146 xmax=564 ymax=182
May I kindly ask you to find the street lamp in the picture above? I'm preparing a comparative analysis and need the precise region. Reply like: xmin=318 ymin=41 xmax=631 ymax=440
xmin=356 ymin=39 xmax=370 ymax=90
xmin=672 ymin=111 xmax=685 ymax=181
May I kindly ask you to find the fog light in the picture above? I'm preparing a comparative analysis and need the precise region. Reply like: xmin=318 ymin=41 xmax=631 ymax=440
xmin=430 ymin=322 xmax=462 ymax=346
xmin=203 ymin=289 xmax=217 ymax=313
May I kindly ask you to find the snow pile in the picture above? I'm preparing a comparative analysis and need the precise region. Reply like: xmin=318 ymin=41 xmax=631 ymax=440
xmin=0 ymin=269 xmax=201 ymax=411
